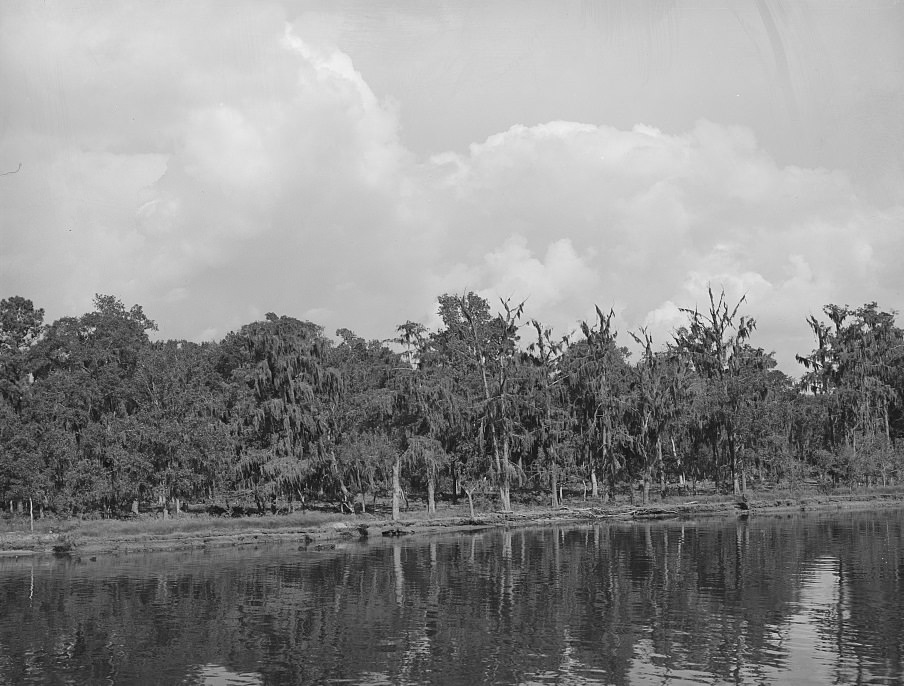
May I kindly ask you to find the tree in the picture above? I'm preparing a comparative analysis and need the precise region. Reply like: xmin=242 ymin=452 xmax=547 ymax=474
xmin=223 ymin=314 xmax=337 ymax=511
xmin=0 ymin=296 xmax=47 ymax=518
xmin=674 ymin=287 xmax=757 ymax=495
xmin=523 ymin=321 xmax=572 ymax=507
xmin=394 ymin=321 xmax=460 ymax=515
xmin=27 ymin=295 xmax=156 ymax=513
xmin=325 ymin=329 xmax=398 ymax=514
xmin=0 ymin=403 xmax=47 ymax=517
xmin=797 ymin=303 xmax=904 ymax=485
xmin=433 ymin=293 xmax=524 ymax=512
xmin=0 ymin=296 xmax=44 ymax=413
xmin=132 ymin=341 xmax=233 ymax=507
xmin=562 ymin=307 xmax=631 ymax=501
xmin=628 ymin=331 xmax=685 ymax=504
xmin=729 ymin=348 xmax=793 ymax=487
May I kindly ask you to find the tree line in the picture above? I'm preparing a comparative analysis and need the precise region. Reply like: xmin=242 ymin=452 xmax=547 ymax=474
xmin=1 ymin=289 xmax=902 ymax=517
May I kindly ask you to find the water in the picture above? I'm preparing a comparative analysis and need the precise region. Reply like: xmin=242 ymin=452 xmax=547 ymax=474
xmin=1 ymin=509 xmax=902 ymax=685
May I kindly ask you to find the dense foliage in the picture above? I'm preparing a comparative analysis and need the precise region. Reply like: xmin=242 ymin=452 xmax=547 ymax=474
xmin=1 ymin=290 xmax=903 ymax=516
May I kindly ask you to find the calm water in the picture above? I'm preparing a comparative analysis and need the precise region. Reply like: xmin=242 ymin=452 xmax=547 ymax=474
xmin=1 ymin=509 xmax=903 ymax=685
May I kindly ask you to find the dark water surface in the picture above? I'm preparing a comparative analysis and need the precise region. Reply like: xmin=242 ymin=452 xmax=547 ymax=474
xmin=1 ymin=509 xmax=903 ymax=685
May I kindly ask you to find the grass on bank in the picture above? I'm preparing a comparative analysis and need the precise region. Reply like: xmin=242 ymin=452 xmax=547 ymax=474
xmin=0 ymin=509 xmax=348 ymax=543
xmin=2 ymin=482 xmax=904 ymax=547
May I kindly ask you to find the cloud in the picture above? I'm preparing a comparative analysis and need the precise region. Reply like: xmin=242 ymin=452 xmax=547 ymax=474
xmin=432 ymin=235 xmax=601 ymax=335
xmin=420 ymin=120 xmax=904 ymax=368
xmin=0 ymin=2 xmax=902 ymax=375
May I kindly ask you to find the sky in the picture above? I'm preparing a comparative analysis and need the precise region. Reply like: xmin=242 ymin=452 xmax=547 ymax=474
xmin=1 ymin=0 xmax=903 ymax=374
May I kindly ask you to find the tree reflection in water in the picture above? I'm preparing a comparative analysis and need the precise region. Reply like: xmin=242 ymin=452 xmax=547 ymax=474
xmin=0 ymin=508 xmax=901 ymax=685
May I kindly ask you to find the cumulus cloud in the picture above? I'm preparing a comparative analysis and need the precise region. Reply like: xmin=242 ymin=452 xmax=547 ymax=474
xmin=431 ymin=235 xmax=601 ymax=335
xmin=0 ymin=2 xmax=902 ymax=374
xmin=420 ymin=120 xmax=904 ymax=367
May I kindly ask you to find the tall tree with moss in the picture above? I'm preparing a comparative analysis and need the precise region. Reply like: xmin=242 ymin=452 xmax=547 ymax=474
xmin=674 ymin=288 xmax=757 ymax=495
xmin=561 ymin=307 xmax=632 ymax=501
xmin=0 ymin=296 xmax=44 ymax=414
xmin=325 ymin=328 xmax=398 ymax=513
xmin=797 ymin=303 xmax=904 ymax=485
xmin=522 ymin=321 xmax=572 ymax=507
xmin=132 ymin=340 xmax=233 ymax=508
xmin=26 ymin=295 xmax=156 ymax=513
xmin=432 ymin=293 xmax=524 ymax=511
xmin=0 ymin=297 xmax=47 ymax=517
xmin=628 ymin=331 xmax=686 ymax=504
xmin=222 ymin=314 xmax=338 ymax=511
xmin=393 ymin=321 xmax=462 ymax=516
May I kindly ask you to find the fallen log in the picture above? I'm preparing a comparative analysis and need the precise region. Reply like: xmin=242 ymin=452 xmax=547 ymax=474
xmin=381 ymin=528 xmax=412 ymax=537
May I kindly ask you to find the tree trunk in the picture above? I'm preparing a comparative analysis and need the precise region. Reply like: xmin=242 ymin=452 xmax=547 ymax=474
xmin=671 ymin=437 xmax=683 ymax=494
xmin=603 ymin=473 xmax=613 ymax=504
xmin=590 ymin=470 xmax=599 ymax=499
xmin=465 ymin=488 xmax=475 ymax=520
xmin=497 ymin=434 xmax=512 ymax=511
xmin=729 ymin=432 xmax=740 ymax=496
xmin=426 ymin=474 xmax=436 ymax=514
xmin=499 ymin=482 xmax=511 ymax=512
xmin=359 ymin=490 xmax=367 ymax=515
xmin=29 ymin=497 xmax=33 ymax=532
xmin=450 ymin=461 xmax=459 ymax=504
xmin=391 ymin=454 xmax=401 ymax=522
xmin=711 ymin=439 xmax=721 ymax=492
xmin=337 ymin=479 xmax=353 ymax=513
xmin=550 ymin=465 xmax=559 ymax=508
xmin=657 ymin=438 xmax=665 ymax=499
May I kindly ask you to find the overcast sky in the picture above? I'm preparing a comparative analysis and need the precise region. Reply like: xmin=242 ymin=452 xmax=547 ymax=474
xmin=1 ymin=0 xmax=902 ymax=373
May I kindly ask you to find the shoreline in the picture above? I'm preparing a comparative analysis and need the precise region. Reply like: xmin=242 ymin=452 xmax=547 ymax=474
xmin=2 ymin=490 xmax=903 ymax=558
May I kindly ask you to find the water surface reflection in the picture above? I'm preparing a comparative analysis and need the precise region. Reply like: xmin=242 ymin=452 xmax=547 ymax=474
xmin=0 ymin=509 xmax=902 ymax=684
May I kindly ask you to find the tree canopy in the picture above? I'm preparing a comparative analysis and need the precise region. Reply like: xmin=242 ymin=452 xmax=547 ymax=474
xmin=1 ymin=289 xmax=903 ymax=517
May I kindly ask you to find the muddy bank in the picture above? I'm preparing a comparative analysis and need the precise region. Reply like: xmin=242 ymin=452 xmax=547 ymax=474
xmin=2 ymin=490 xmax=903 ymax=557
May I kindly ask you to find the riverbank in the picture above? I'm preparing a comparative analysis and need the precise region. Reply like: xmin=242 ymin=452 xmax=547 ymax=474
xmin=2 ymin=488 xmax=903 ymax=557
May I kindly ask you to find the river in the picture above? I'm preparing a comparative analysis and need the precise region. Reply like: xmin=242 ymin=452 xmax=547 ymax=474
xmin=1 ymin=508 xmax=902 ymax=684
